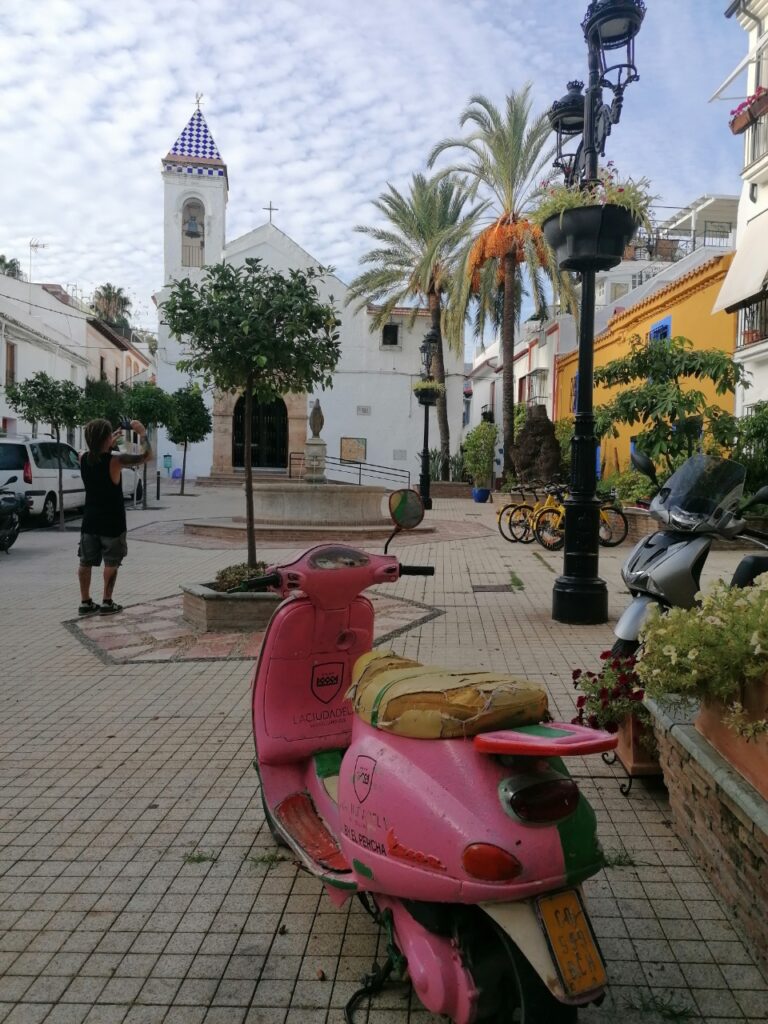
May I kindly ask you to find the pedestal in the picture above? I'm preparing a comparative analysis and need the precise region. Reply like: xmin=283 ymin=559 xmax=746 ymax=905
xmin=304 ymin=437 xmax=327 ymax=483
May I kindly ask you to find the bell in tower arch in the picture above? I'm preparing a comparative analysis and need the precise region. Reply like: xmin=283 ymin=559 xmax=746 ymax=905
xmin=181 ymin=199 xmax=205 ymax=268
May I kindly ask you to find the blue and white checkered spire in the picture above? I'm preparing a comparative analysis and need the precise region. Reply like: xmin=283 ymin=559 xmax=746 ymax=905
xmin=169 ymin=109 xmax=221 ymax=161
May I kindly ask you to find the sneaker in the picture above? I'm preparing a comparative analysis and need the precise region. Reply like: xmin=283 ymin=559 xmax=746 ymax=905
xmin=99 ymin=600 xmax=123 ymax=615
xmin=78 ymin=599 xmax=100 ymax=616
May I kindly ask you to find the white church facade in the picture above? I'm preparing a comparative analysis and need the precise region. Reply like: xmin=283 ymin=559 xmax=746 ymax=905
xmin=155 ymin=108 xmax=465 ymax=485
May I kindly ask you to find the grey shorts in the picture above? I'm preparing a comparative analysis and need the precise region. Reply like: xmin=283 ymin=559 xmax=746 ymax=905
xmin=78 ymin=532 xmax=128 ymax=568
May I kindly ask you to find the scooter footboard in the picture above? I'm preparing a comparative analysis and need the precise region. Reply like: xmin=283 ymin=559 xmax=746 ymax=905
xmin=481 ymin=890 xmax=607 ymax=1006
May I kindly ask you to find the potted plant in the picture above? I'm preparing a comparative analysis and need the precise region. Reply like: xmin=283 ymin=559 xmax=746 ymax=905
xmin=572 ymin=653 xmax=660 ymax=779
xmin=463 ymin=420 xmax=498 ymax=502
xmin=533 ymin=164 xmax=654 ymax=272
xmin=412 ymin=378 xmax=446 ymax=407
xmin=638 ymin=578 xmax=768 ymax=800
xmin=729 ymin=85 xmax=768 ymax=135
xmin=181 ymin=562 xmax=280 ymax=633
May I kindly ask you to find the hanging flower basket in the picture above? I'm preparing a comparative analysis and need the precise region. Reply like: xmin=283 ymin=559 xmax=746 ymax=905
xmin=412 ymin=380 xmax=445 ymax=407
xmin=729 ymin=86 xmax=768 ymax=135
xmin=542 ymin=204 xmax=640 ymax=272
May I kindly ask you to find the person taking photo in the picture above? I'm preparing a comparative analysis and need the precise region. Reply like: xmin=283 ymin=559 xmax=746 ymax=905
xmin=77 ymin=419 xmax=152 ymax=615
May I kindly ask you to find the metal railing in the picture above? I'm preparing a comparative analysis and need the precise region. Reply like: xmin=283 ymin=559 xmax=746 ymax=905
xmin=747 ymin=116 xmax=768 ymax=167
xmin=289 ymin=452 xmax=410 ymax=488
xmin=738 ymin=294 xmax=768 ymax=348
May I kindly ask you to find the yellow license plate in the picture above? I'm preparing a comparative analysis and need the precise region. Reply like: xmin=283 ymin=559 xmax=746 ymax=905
xmin=537 ymin=890 xmax=607 ymax=998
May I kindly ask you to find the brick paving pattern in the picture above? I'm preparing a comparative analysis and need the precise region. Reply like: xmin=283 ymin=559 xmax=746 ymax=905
xmin=1 ymin=485 xmax=766 ymax=1023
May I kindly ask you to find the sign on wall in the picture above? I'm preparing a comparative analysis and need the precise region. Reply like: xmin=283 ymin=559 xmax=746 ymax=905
xmin=340 ymin=437 xmax=367 ymax=463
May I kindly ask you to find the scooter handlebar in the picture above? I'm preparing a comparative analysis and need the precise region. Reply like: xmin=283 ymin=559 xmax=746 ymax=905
xmin=399 ymin=564 xmax=435 ymax=576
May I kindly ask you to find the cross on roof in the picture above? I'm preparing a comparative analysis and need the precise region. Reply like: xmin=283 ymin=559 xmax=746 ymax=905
xmin=263 ymin=201 xmax=279 ymax=224
xmin=195 ymin=92 xmax=203 ymax=110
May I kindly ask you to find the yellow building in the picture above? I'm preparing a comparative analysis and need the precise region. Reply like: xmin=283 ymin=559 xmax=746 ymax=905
xmin=554 ymin=253 xmax=737 ymax=475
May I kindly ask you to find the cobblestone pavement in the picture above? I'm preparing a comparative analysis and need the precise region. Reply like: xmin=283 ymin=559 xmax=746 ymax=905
xmin=1 ymin=485 xmax=766 ymax=1024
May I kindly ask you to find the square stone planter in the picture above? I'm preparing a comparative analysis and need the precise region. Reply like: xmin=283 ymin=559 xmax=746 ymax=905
xmin=181 ymin=583 xmax=281 ymax=633
xmin=647 ymin=698 xmax=768 ymax=974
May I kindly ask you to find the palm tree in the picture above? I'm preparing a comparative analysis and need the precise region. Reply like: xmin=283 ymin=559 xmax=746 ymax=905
xmin=347 ymin=172 xmax=486 ymax=479
xmin=93 ymin=283 xmax=132 ymax=327
xmin=429 ymin=87 xmax=576 ymax=475
xmin=0 ymin=255 xmax=23 ymax=279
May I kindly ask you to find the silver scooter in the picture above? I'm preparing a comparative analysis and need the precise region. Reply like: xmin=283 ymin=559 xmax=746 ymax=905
xmin=612 ymin=452 xmax=768 ymax=656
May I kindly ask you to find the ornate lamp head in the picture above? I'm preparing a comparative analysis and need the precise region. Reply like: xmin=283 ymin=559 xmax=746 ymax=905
xmin=420 ymin=327 xmax=439 ymax=376
xmin=581 ymin=0 xmax=645 ymax=88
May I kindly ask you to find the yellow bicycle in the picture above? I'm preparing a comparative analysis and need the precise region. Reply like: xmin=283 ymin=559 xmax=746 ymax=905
xmin=534 ymin=491 xmax=629 ymax=550
xmin=497 ymin=480 xmax=562 ymax=544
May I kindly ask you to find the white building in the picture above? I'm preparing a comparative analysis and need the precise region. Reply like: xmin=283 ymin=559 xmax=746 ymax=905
xmin=712 ymin=0 xmax=768 ymax=414
xmin=155 ymin=108 xmax=464 ymax=485
xmin=0 ymin=274 xmax=89 ymax=444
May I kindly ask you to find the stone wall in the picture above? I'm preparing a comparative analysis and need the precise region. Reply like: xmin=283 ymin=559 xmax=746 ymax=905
xmin=650 ymin=702 xmax=768 ymax=974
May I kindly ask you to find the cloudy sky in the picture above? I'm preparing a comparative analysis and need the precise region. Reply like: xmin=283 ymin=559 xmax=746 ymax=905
xmin=0 ymin=1 xmax=748 ymax=330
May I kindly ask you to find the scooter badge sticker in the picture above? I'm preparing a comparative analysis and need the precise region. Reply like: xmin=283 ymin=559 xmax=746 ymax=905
xmin=353 ymin=755 xmax=376 ymax=803
xmin=311 ymin=662 xmax=344 ymax=705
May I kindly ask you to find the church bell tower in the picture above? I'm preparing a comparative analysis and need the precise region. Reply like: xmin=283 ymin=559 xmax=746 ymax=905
xmin=162 ymin=105 xmax=227 ymax=284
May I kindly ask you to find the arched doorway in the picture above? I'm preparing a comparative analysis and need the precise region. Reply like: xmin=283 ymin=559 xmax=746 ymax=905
xmin=232 ymin=396 xmax=288 ymax=469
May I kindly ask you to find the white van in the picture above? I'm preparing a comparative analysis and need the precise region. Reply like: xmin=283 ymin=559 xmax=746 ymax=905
xmin=0 ymin=437 xmax=141 ymax=525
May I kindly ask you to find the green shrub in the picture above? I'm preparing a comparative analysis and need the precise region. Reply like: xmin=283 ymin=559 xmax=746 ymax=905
xmin=211 ymin=562 xmax=267 ymax=592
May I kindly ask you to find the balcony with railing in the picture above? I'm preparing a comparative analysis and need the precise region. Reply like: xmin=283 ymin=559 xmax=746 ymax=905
xmin=745 ymin=115 xmax=768 ymax=180
xmin=737 ymin=294 xmax=768 ymax=349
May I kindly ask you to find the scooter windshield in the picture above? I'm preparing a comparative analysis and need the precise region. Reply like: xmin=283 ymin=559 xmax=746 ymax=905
xmin=652 ymin=455 xmax=745 ymax=529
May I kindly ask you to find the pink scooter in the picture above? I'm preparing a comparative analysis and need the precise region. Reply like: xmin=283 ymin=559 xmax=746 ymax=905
xmin=245 ymin=491 xmax=617 ymax=1023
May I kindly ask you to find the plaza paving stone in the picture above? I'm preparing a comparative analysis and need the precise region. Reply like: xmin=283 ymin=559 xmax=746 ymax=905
xmin=1 ymin=483 xmax=766 ymax=1024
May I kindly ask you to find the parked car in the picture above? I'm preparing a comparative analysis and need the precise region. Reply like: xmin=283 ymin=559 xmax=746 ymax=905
xmin=0 ymin=437 xmax=143 ymax=525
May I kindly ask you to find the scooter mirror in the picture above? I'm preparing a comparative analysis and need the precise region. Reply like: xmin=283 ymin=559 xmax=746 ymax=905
xmin=389 ymin=489 xmax=425 ymax=531
xmin=742 ymin=484 xmax=768 ymax=511
xmin=631 ymin=450 xmax=657 ymax=483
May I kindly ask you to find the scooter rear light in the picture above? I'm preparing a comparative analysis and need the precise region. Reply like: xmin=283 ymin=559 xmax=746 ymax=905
xmin=508 ymin=779 xmax=579 ymax=823
xmin=462 ymin=844 xmax=522 ymax=882
xmin=23 ymin=460 xmax=32 ymax=485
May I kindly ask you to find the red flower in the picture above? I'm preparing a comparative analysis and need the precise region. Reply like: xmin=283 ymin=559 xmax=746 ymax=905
xmin=629 ymin=689 xmax=644 ymax=701
xmin=576 ymin=695 xmax=586 ymax=709
xmin=587 ymin=714 xmax=599 ymax=729
xmin=599 ymin=687 xmax=609 ymax=700
xmin=605 ymin=721 xmax=619 ymax=734
xmin=599 ymin=651 xmax=611 ymax=660
xmin=612 ymin=686 xmax=622 ymax=698
xmin=618 ymin=673 xmax=630 ymax=685
xmin=572 ymin=668 xmax=583 ymax=682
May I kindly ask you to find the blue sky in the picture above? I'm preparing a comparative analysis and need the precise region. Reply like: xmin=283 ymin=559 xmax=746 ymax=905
xmin=0 ymin=1 xmax=748 ymax=331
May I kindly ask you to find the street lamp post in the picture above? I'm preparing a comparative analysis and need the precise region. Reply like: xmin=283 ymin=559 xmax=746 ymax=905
xmin=548 ymin=0 xmax=645 ymax=625
xmin=418 ymin=327 xmax=439 ymax=511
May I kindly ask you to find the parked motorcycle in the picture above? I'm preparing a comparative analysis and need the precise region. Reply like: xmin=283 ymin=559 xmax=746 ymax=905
xmin=0 ymin=476 xmax=26 ymax=553
xmin=239 ymin=489 xmax=617 ymax=1023
xmin=613 ymin=452 xmax=768 ymax=656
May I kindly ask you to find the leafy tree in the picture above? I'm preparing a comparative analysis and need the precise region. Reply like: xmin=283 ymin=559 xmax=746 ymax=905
xmin=554 ymin=416 xmax=574 ymax=480
xmin=0 ymin=255 xmax=23 ymax=279
xmin=347 ymin=173 xmax=485 ymax=480
xmin=167 ymin=384 xmax=213 ymax=495
xmin=733 ymin=402 xmax=768 ymax=495
xmin=93 ymin=283 xmax=132 ymax=328
xmin=594 ymin=335 xmax=747 ymax=473
xmin=80 ymin=377 xmax=125 ymax=428
xmin=429 ymin=87 xmax=576 ymax=474
xmin=161 ymin=259 xmax=341 ymax=566
xmin=124 ymin=382 xmax=172 ymax=509
xmin=511 ymin=405 xmax=561 ymax=483
xmin=463 ymin=420 xmax=498 ymax=489
xmin=6 ymin=372 xmax=82 ymax=529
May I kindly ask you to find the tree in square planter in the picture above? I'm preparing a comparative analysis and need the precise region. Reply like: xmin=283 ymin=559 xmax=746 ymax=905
xmin=639 ymin=579 xmax=768 ymax=801
xmin=572 ymin=651 xmax=660 ymax=793
xmin=463 ymin=420 xmax=498 ymax=502
xmin=534 ymin=165 xmax=654 ymax=272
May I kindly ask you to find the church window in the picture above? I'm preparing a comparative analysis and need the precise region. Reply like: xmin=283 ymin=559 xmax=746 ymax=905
xmin=381 ymin=324 xmax=400 ymax=347
xmin=182 ymin=199 xmax=205 ymax=268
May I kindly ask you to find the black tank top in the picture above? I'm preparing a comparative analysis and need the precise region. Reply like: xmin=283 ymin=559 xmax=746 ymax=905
xmin=80 ymin=453 xmax=127 ymax=537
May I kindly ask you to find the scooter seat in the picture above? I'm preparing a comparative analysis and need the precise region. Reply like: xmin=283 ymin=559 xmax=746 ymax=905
xmin=348 ymin=651 xmax=548 ymax=739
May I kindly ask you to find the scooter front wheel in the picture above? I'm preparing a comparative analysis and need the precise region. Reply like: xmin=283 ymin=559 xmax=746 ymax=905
xmin=611 ymin=637 xmax=640 ymax=658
